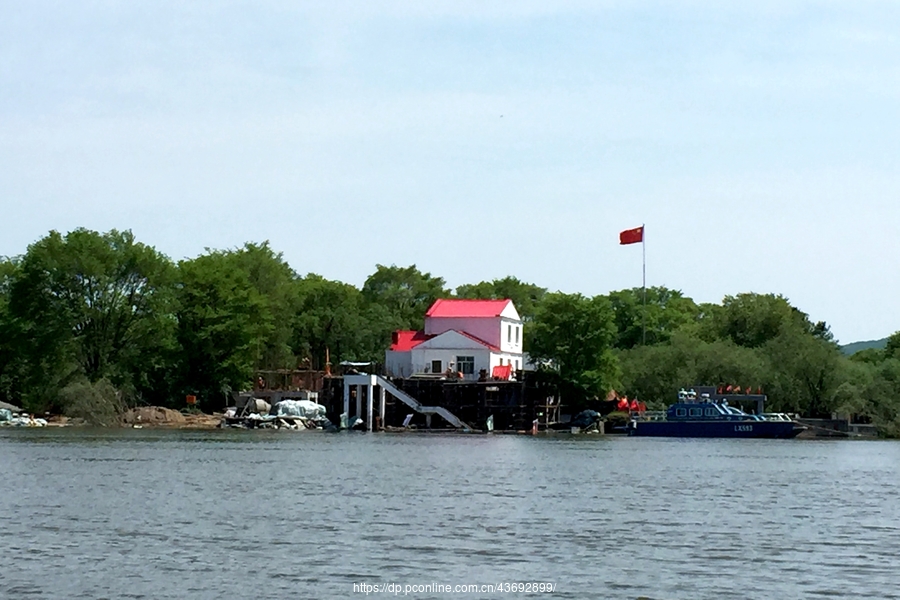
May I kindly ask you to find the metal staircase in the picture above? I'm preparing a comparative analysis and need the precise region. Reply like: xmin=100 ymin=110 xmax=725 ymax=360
xmin=342 ymin=373 xmax=472 ymax=431
xmin=374 ymin=376 xmax=473 ymax=431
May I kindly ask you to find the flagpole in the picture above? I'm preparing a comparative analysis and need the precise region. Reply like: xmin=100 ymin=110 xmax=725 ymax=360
xmin=642 ymin=223 xmax=646 ymax=346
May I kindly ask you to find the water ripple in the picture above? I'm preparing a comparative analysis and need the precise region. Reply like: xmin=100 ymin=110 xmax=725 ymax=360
xmin=1 ymin=430 xmax=899 ymax=599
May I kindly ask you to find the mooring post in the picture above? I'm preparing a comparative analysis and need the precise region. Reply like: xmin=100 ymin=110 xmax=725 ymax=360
xmin=379 ymin=385 xmax=386 ymax=429
xmin=342 ymin=382 xmax=350 ymax=429
xmin=367 ymin=375 xmax=375 ymax=432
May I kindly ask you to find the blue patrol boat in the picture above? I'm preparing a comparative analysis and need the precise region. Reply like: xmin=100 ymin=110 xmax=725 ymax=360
xmin=626 ymin=388 xmax=805 ymax=438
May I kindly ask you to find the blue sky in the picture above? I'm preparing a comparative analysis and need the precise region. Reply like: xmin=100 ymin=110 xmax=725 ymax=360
xmin=1 ymin=1 xmax=899 ymax=343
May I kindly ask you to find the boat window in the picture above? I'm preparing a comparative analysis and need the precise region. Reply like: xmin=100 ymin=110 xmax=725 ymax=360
xmin=689 ymin=408 xmax=702 ymax=417
xmin=705 ymin=408 xmax=718 ymax=417
xmin=675 ymin=408 xmax=687 ymax=417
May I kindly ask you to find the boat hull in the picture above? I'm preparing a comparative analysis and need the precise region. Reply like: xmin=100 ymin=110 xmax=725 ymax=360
xmin=627 ymin=419 xmax=802 ymax=439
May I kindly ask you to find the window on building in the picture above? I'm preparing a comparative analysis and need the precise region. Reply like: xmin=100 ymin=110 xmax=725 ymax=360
xmin=456 ymin=356 xmax=475 ymax=375
xmin=499 ymin=358 xmax=504 ymax=366
xmin=431 ymin=360 xmax=442 ymax=373
xmin=514 ymin=359 xmax=519 ymax=370
xmin=508 ymin=325 xmax=512 ymax=343
xmin=515 ymin=327 xmax=519 ymax=344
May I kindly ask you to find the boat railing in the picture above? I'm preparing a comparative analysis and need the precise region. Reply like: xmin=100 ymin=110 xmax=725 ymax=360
xmin=631 ymin=410 xmax=666 ymax=421
xmin=761 ymin=413 xmax=793 ymax=422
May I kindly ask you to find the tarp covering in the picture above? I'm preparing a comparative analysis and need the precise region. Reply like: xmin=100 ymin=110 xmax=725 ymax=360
xmin=273 ymin=399 xmax=326 ymax=419
xmin=570 ymin=410 xmax=601 ymax=429
xmin=492 ymin=365 xmax=512 ymax=380
xmin=248 ymin=399 xmax=271 ymax=414
xmin=0 ymin=400 xmax=22 ymax=413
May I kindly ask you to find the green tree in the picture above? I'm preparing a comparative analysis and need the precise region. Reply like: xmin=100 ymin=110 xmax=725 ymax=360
xmin=849 ymin=347 xmax=884 ymax=365
xmin=607 ymin=286 xmax=699 ymax=349
xmin=175 ymin=250 xmax=269 ymax=409
xmin=528 ymin=293 xmax=620 ymax=400
xmin=455 ymin=276 xmax=547 ymax=321
xmin=227 ymin=242 xmax=300 ymax=371
xmin=832 ymin=357 xmax=900 ymax=434
xmin=618 ymin=333 xmax=766 ymax=406
xmin=292 ymin=275 xmax=377 ymax=369
xmin=715 ymin=293 xmax=810 ymax=348
xmin=7 ymin=229 xmax=176 ymax=411
xmin=759 ymin=325 xmax=842 ymax=416
xmin=0 ymin=257 xmax=23 ymax=405
xmin=362 ymin=264 xmax=448 ymax=330
xmin=884 ymin=331 xmax=900 ymax=360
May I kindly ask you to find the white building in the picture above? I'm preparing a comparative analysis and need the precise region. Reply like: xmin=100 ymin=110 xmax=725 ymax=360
xmin=384 ymin=299 xmax=525 ymax=380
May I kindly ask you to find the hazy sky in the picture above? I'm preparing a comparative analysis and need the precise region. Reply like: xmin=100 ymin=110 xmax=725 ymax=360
xmin=2 ymin=1 xmax=898 ymax=343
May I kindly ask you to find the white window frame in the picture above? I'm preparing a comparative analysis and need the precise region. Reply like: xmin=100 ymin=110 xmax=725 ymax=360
xmin=456 ymin=356 xmax=475 ymax=375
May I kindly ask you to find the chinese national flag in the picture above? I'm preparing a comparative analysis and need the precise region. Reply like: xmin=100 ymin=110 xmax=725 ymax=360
xmin=619 ymin=226 xmax=644 ymax=245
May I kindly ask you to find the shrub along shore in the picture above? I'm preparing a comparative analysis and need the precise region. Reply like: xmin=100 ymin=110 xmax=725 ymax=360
xmin=1 ymin=228 xmax=898 ymax=435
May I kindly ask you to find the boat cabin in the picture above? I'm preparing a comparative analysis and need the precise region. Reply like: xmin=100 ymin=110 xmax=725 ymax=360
xmin=667 ymin=389 xmax=762 ymax=422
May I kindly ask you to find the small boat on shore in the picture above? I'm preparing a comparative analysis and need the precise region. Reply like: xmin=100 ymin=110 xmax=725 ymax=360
xmin=626 ymin=389 xmax=805 ymax=439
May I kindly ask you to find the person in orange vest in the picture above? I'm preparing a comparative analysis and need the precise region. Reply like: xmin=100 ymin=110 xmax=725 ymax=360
xmin=637 ymin=401 xmax=647 ymax=413
xmin=629 ymin=398 xmax=640 ymax=413
xmin=617 ymin=396 xmax=629 ymax=412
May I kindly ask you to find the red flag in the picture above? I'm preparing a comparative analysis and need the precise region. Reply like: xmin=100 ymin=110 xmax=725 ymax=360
xmin=619 ymin=226 xmax=644 ymax=245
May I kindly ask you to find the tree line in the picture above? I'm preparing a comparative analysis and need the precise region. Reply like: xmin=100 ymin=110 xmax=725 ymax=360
xmin=1 ymin=228 xmax=898 ymax=434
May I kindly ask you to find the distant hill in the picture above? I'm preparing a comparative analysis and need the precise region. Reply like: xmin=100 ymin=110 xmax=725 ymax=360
xmin=840 ymin=338 xmax=888 ymax=355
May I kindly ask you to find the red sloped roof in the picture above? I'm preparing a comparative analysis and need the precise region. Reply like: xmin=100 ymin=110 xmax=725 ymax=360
xmin=390 ymin=329 xmax=501 ymax=353
xmin=389 ymin=330 xmax=433 ymax=352
xmin=425 ymin=298 xmax=511 ymax=318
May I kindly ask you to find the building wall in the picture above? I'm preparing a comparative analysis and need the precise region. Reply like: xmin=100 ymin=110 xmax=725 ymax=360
xmin=424 ymin=315 xmax=523 ymax=355
xmin=499 ymin=318 xmax=523 ymax=355
xmin=423 ymin=316 xmax=500 ymax=346
xmin=384 ymin=350 xmax=413 ymax=378
xmin=411 ymin=347 xmax=492 ymax=380
xmin=387 ymin=348 xmax=523 ymax=379
xmin=490 ymin=352 xmax=524 ymax=373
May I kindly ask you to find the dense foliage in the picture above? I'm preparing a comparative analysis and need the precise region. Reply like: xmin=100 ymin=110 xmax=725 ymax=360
xmin=1 ymin=228 xmax=897 ymax=434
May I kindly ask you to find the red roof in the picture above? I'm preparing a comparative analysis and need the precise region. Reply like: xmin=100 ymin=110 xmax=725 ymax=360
xmin=425 ymin=298 xmax=511 ymax=318
xmin=389 ymin=330 xmax=433 ymax=352
xmin=389 ymin=329 xmax=499 ymax=352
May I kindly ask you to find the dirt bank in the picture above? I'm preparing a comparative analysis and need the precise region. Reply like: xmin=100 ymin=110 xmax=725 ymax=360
xmin=122 ymin=407 xmax=221 ymax=429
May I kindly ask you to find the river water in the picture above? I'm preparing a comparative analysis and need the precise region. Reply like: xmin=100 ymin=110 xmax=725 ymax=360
xmin=1 ymin=429 xmax=898 ymax=599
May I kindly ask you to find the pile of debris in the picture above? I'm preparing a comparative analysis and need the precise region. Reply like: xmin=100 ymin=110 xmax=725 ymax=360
xmin=122 ymin=406 xmax=187 ymax=426
xmin=223 ymin=398 xmax=334 ymax=431
xmin=569 ymin=410 xmax=603 ymax=433
xmin=0 ymin=407 xmax=48 ymax=427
